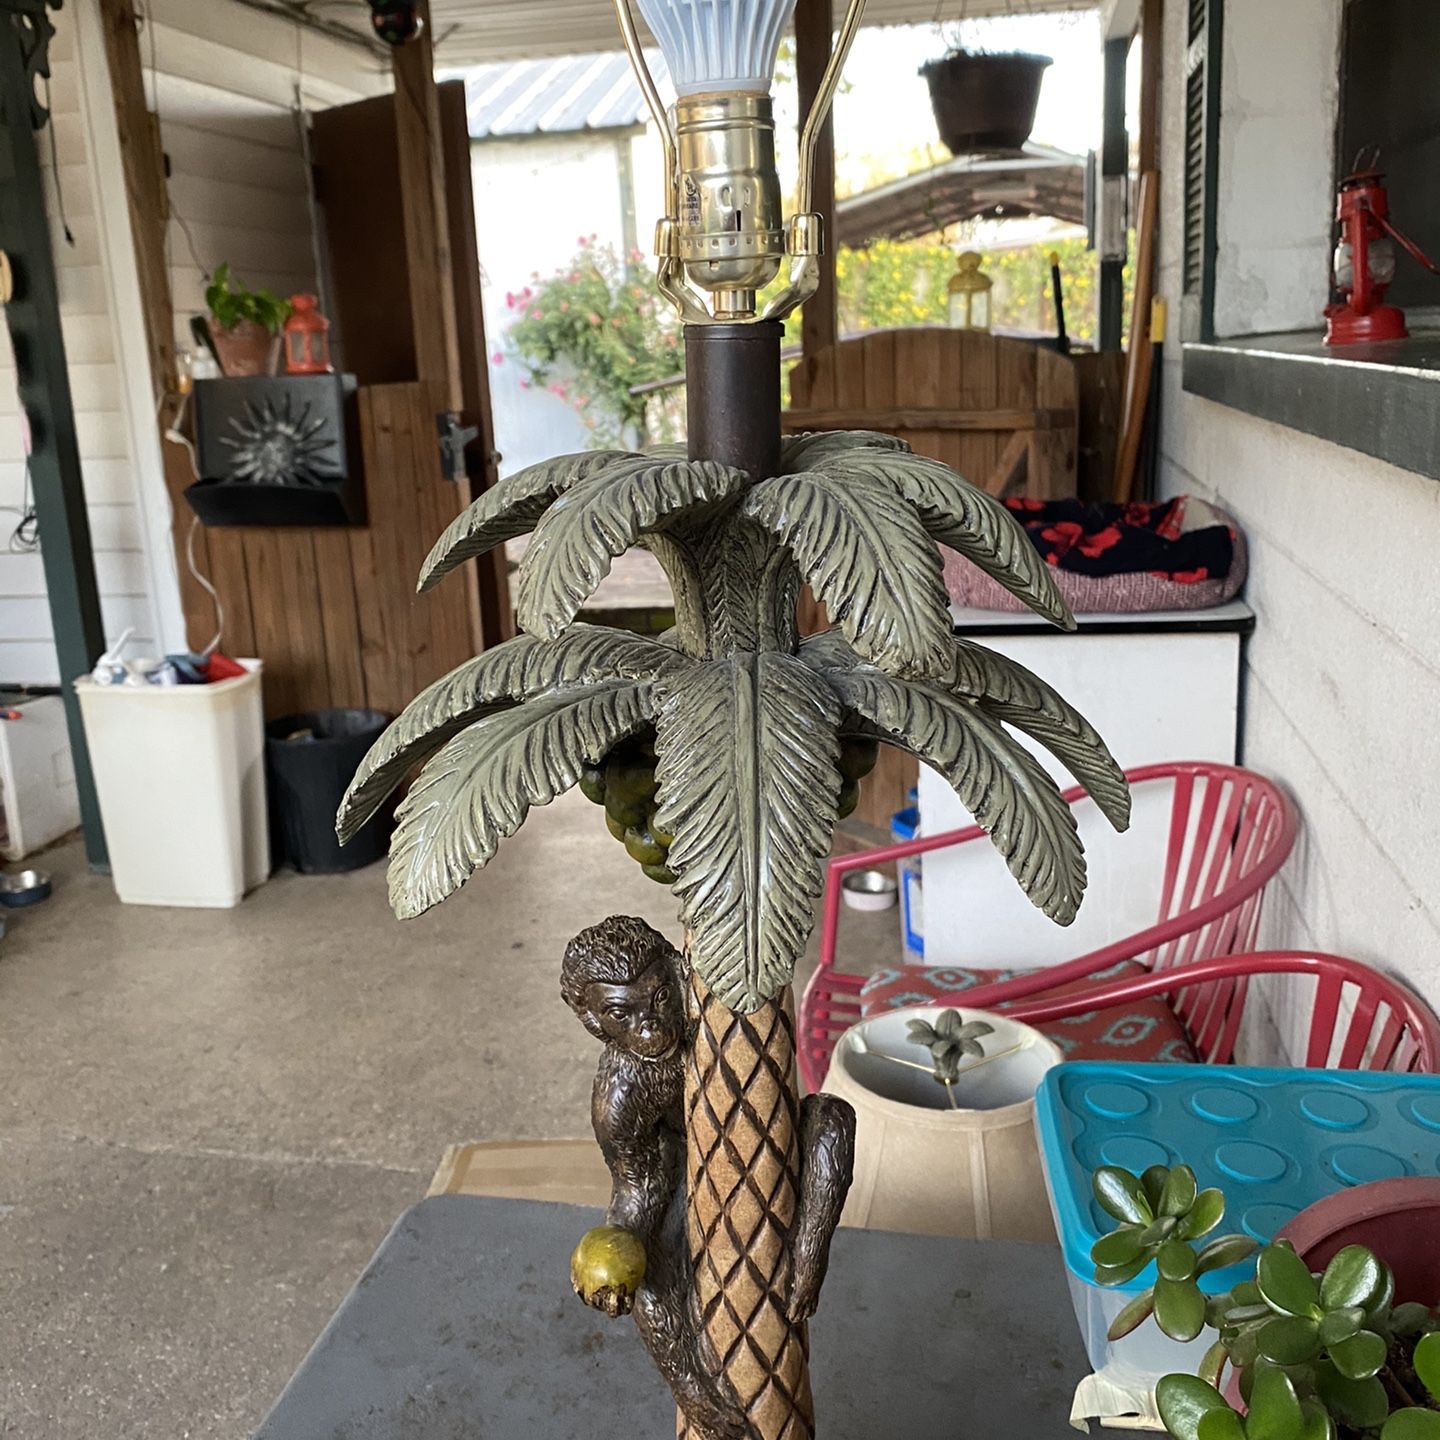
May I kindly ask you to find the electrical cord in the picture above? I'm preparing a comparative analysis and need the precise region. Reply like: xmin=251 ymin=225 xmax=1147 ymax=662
xmin=41 ymin=74 xmax=75 ymax=248
xmin=162 ymin=389 xmax=225 ymax=656
xmin=8 ymin=458 xmax=39 ymax=553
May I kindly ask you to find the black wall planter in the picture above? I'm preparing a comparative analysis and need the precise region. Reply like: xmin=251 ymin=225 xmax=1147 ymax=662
xmin=187 ymin=373 xmax=366 ymax=527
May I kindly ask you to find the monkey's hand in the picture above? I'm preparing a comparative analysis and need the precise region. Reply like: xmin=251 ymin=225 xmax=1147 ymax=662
xmin=570 ymin=1224 xmax=647 ymax=1319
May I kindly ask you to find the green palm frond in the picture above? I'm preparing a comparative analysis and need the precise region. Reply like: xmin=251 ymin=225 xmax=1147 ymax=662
xmin=801 ymin=631 xmax=1131 ymax=835
xmin=517 ymin=458 xmax=747 ymax=640
xmin=741 ymin=469 xmax=954 ymax=677
xmin=795 ymin=448 xmax=1074 ymax=631
xmin=652 ymin=653 xmax=843 ymax=1012
xmin=946 ymin=638 xmax=1131 ymax=832
xmin=780 ymin=430 xmax=909 ymax=471
xmin=417 ymin=449 xmax=634 ymax=594
xmin=337 ymin=626 xmax=688 ymax=843
xmin=387 ymin=683 xmax=654 ymax=919
xmin=822 ymin=666 xmax=1087 ymax=924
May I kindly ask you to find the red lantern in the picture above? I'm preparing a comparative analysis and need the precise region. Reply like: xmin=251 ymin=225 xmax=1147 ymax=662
xmin=1325 ymin=166 xmax=1439 ymax=345
xmin=284 ymin=294 xmax=332 ymax=375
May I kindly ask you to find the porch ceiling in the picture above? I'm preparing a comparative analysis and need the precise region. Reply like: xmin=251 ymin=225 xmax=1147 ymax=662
xmin=270 ymin=1 xmax=1097 ymax=66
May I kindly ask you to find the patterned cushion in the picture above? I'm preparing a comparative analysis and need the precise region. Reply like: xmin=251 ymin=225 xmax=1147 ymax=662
xmin=858 ymin=960 xmax=1198 ymax=1063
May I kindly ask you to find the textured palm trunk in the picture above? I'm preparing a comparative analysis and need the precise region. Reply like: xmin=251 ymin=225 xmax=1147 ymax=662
xmin=681 ymin=974 xmax=813 ymax=1440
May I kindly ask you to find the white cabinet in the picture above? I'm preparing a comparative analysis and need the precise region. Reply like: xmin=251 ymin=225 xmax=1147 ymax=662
xmin=917 ymin=602 xmax=1252 ymax=970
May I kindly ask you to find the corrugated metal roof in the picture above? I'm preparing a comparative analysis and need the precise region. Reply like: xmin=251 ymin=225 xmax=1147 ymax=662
xmin=836 ymin=142 xmax=1089 ymax=244
xmin=463 ymin=50 xmax=668 ymax=138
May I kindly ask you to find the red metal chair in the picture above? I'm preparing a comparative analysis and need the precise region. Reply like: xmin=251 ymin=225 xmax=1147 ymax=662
xmin=799 ymin=761 xmax=1299 ymax=1091
xmin=1003 ymin=952 xmax=1440 ymax=1073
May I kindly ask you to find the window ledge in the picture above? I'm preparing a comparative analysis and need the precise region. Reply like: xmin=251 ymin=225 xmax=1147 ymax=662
xmin=1182 ymin=330 xmax=1440 ymax=481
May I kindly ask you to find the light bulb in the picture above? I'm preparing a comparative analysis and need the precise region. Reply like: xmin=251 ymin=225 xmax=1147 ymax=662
xmin=636 ymin=0 xmax=796 ymax=96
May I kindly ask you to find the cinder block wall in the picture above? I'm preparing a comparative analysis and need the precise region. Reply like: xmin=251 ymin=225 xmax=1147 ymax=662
xmin=1155 ymin=0 xmax=1440 ymax=1055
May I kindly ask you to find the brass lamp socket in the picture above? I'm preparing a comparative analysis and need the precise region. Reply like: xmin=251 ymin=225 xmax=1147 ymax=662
xmin=674 ymin=93 xmax=785 ymax=308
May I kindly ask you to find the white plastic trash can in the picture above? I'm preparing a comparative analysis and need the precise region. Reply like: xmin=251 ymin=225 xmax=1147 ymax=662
xmin=76 ymin=660 xmax=269 ymax=907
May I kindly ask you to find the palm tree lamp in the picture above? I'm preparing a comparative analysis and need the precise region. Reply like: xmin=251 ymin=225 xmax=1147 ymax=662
xmin=336 ymin=0 xmax=1130 ymax=1433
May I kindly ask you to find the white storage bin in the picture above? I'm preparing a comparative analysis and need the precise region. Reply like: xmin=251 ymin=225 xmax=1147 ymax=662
xmin=76 ymin=661 xmax=269 ymax=907
xmin=0 ymin=696 xmax=81 ymax=860
xmin=1058 ymin=1247 xmax=1214 ymax=1385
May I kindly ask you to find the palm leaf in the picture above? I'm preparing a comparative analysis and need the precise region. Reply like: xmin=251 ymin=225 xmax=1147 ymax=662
xmin=741 ymin=469 xmax=954 ymax=677
xmin=417 ymin=449 xmax=635 ymax=594
xmin=781 ymin=430 xmax=909 ymax=472
xmin=387 ymin=683 xmax=654 ymax=919
xmin=517 ymin=458 xmax=749 ymax=640
xmin=808 ymin=449 xmax=1074 ymax=631
xmin=822 ymin=666 xmax=1087 ymax=924
xmin=652 ymin=653 xmax=842 ymax=1012
xmin=801 ymin=630 xmax=1130 ymax=834
xmin=337 ymin=626 xmax=688 ymax=843
xmin=946 ymin=638 xmax=1130 ymax=831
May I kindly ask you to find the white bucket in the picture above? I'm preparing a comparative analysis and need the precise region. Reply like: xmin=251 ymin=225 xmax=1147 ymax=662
xmin=76 ymin=661 xmax=269 ymax=907
xmin=823 ymin=1006 xmax=1062 ymax=1242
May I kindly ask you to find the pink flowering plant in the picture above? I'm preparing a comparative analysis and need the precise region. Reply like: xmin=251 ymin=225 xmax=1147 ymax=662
xmin=505 ymin=238 xmax=684 ymax=448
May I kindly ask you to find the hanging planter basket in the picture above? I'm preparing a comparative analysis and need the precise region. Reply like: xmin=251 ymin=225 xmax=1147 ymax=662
xmin=920 ymin=50 xmax=1052 ymax=155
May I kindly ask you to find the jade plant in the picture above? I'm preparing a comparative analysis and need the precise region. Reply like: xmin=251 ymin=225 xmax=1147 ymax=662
xmin=1092 ymin=1165 xmax=1440 ymax=1440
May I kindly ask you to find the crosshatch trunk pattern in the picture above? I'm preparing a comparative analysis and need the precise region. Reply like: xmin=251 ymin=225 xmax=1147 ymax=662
xmin=682 ymin=976 xmax=814 ymax=1440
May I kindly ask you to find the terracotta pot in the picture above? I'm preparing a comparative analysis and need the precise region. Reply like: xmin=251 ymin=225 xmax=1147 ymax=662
xmin=1223 ymin=1177 xmax=1440 ymax=1408
xmin=211 ymin=320 xmax=281 ymax=378
xmin=920 ymin=50 xmax=1052 ymax=155
xmin=1277 ymin=1176 xmax=1440 ymax=1302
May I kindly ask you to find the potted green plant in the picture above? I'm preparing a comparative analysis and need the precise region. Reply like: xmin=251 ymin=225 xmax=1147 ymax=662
xmin=1091 ymin=1163 xmax=1440 ymax=1439
xmin=919 ymin=47 xmax=1052 ymax=155
xmin=204 ymin=263 xmax=291 ymax=377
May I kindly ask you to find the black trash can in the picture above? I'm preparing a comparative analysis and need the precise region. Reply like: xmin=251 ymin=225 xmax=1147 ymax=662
xmin=265 ymin=708 xmax=392 ymax=874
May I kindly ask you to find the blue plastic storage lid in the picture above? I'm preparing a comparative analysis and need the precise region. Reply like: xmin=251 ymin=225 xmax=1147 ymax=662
xmin=1035 ymin=1062 xmax=1440 ymax=1295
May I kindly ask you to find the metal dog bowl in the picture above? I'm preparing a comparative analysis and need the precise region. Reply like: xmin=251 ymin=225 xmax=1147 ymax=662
xmin=0 ymin=868 xmax=52 ymax=907
xmin=841 ymin=869 xmax=898 ymax=912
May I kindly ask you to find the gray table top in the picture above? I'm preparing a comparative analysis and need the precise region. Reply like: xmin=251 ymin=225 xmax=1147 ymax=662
xmin=255 ymin=1194 xmax=1090 ymax=1439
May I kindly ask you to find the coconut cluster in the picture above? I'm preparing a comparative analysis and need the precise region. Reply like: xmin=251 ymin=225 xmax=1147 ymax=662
xmin=579 ymin=729 xmax=881 ymax=883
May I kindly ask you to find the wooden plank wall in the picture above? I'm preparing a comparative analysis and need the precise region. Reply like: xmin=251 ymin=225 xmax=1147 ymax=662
xmin=97 ymin=0 xmax=488 ymax=722
xmin=787 ymin=327 xmax=1080 ymax=831
xmin=787 ymin=328 xmax=1078 ymax=500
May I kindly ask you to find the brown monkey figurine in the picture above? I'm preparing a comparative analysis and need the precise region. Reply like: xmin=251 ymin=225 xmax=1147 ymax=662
xmin=561 ymin=915 xmax=856 ymax=1440
xmin=561 ymin=913 xmax=687 ymax=1308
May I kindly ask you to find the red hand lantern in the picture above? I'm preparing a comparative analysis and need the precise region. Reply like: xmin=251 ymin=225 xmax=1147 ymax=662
xmin=283 ymin=294 xmax=333 ymax=375
xmin=1325 ymin=165 xmax=1439 ymax=345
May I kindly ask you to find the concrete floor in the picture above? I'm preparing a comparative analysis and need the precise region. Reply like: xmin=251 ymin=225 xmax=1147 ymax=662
xmin=0 ymin=791 xmax=892 ymax=1438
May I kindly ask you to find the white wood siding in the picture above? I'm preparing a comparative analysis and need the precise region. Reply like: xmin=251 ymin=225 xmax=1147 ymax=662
xmin=0 ymin=0 xmax=383 ymax=686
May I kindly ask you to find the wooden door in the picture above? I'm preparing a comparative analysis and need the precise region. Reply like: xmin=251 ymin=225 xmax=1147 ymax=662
xmin=300 ymin=78 xmax=510 ymax=718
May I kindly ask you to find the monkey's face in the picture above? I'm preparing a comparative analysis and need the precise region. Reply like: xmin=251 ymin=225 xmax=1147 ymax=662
xmin=584 ymin=957 xmax=684 ymax=1061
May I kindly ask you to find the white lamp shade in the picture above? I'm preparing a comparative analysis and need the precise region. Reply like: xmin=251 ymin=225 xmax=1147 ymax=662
xmin=636 ymin=0 xmax=796 ymax=96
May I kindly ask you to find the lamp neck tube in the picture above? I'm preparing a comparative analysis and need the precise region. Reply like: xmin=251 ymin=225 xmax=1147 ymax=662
xmin=685 ymin=321 xmax=783 ymax=480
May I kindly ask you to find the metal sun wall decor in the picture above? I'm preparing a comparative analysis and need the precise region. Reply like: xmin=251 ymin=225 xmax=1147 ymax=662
xmin=219 ymin=393 xmax=332 ymax=487
xmin=337 ymin=1 xmax=1130 ymax=1435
